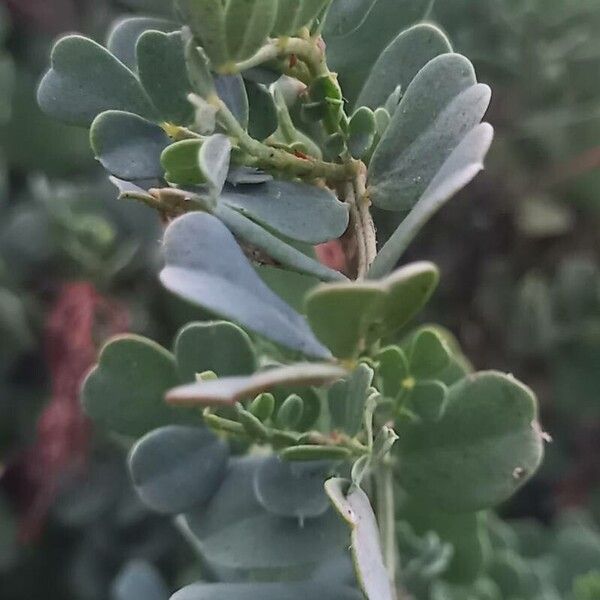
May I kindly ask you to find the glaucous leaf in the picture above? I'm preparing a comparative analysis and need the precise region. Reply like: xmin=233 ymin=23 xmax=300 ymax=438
xmin=167 ymin=363 xmax=346 ymax=406
xmin=214 ymin=203 xmax=346 ymax=282
xmin=348 ymin=106 xmax=376 ymax=159
xmin=368 ymin=53 xmax=491 ymax=211
xmin=175 ymin=321 xmax=257 ymax=381
xmin=406 ymin=381 xmax=448 ymax=423
xmin=107 ymin=17 xmax=177 ymax=71
xmin=328 ymin=363 xmax=374 ymax=436
xmin=219 ymin=179 xmax=349 ymax=244
xmin=128 ymin=425 xmax=229 ymax=514
xmin=227 ymin=166 xmax=272 ymax=185
xmin=137 ymin=30 xmax=194 ymax=124
xmin=171 ymin=581 xmax=362 ymax=600
xmin=325 ymin=0 xmax=431 ymax=105
xmin=326 ymin=478 xmax=395 ymax=600
xmin=272 ymin=0 xmax=331 ymax=36
xmin=356 ymin=23 xmax=452 ymax=110
xmin=368 ymin=123 xmax=494 ymax=278
xmin=112 ymin=560 xmax=169 ymax=600
xmin=176 ymin=0 xmax=229 ymax=67
xmin=82 ymin=335 xmax=195 ymax=437
xmin=245 ymin=80 xmax=278 ymax=140
xmin=376 ymin=346 xmax=409 ymax=399
xmin=161 ymin=139 xmax=204 ymax=184
xmin=224 ymin=0 xmax=277 ymax=62
xmin=408 ymin=327 xmax=452 ymax=380
xmin=254 ymin=456 xmax=332 ymax=519
xmin=324 ymin=0 xmax=378 ymax=38
xmin=214 ymin=74 xmax=249 ymax=127
xmin=160 ymin=212 xmax=331 ymax=357
xmin=256 ymin=266 xmax=319 ymax=313
xmin=199 ymin=133 xmax=231 ymax=195
xmin=90 ymin=110 xmax=170 ymax=180
xmin=38 ymin=35 xmax=158 ymax=126
xmin=306 ymin=262 xmax=439 ymax=357
xmin=397 ymin=372 xmax=545 ymax=512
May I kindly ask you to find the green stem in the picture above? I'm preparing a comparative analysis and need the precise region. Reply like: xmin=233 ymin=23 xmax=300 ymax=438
xmin=375 ymin=462 xmax=398 ymax=596
xmin=211 ymin=93 xmax=353 ymax=181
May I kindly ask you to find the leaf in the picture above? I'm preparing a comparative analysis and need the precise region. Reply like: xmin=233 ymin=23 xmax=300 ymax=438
xmin=356 ymin=23 xmax=452 ymax=110
xmin=306 ymin=262 xmax=439 ymax=358
xmin=171 ymin=581 xmax=362 ymax=599
xmin=409 ymin=327 xmax=452 ymax=379
xmin=174 ymin=321 xmax=256 ymax=381
xmin=128 ymin=425 xmax=229 ymax=514
xmin=227 ymin=166 xmax=272 ymax=185
xmin=167 ymin=363 xmax=346 ymax=406
xmin=106 ymin=16 xmax=177 ymax=71
xmin=256 ymin=266 xmax=319 ymax=313
xmin=219 ymin=179 xmax=349 ymax=244
xmin=246 ymin=80 xmax=278 ymax=140
xmin=271 ymin=0 xmax=303 ymax=36
xmin=90 ymin=110 xmax=170 ymax=180
xmin=112 ymin=561 xmax=169 ymax=600
xmin=397 ymin=371 xmax=545 ymax=512
xmin=182 ymin=457 xmax=348 ymax=575
xmin=176 ymin=0 xmax=229 ymax=67
xmin=137 ymin=30 xmax=194 ymax=124
xmin=326 ymin=478 xmax=395 ymax=600
xmin=160 ymin=212 xmax=331 ymax=357
xmin=82 ymin=335 xmax=196 ymax=438
xmin=376 ymin=346 xmax=409 ymax=399
xmin=214 ymin=74 xmax=249 ymax=127
xmin=348 ymin=106 xmax=376 ymax=159
xmin=325 ymin=0 xmax=431 ymax=105
xmin=254 ymin=456 xmax=331 ymax=519
xmin=214 ymin=203 xmax=346 ymax=282
xmin=161 ymin=139 xmax=204 ymax=185
xmin=199 ymin=134 xmax=231 ymax=195
xmin=224 ymin=0 xmax=277 ymax=62
xmin=406 ymin=381 xmax=448 ymax=422
xmin=38 ymin=35 xmax=158 ymax=127
xmin=119 ymin=0 xmax=175 ymax=15
xmin=328 ymin=363 xmax=374 ymax=436
xmin=324 ymin=0 xmax=378 ymax=38
xmin=368 ymin=123 xmax=494 ymax=278
xmin=368 ymin=53 xmax=491 ymax=211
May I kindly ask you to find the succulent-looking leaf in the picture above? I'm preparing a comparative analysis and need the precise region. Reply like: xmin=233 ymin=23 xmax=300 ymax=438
xmin=376 ymin=346 xmax=409 ymax=398
xmin=199 ymin=134 xmax=231 ymax=195
xmin=227 ymin=166 xmax=272 ymax=185
xmin=184 ymin=37 xmax=215 ymax=98
xmin=407 ymin=381 xmax=448 ymax=422
xmin=306 ymin=262 xmax=439 ymax=357
xmin=245 ymin=80 xmax=278 ymax=141
xmin=326 ymin=478 xmax=395 ymax=600
xmin=328 ymin=363 xmax=374 ymax=436
xmin=257 ymin=265 xmax=319 ymax=313
xmin=171 ymin=581 xmax=362 ymax=600
xmin=324 ymin=0 xmax=378 ymax=38
xmin=160 ymin=213 xmax=331 ymax=357
xmin=356 ymin=23 xmax=452 ymax=110
xmin=220 ymin=179 xmax=349 ymax=244
xmin=82 ymin=335 xmax=196 ymax=438
xmin=224 ymin=0 xmax=277 ymax=62
xmin=167 ymin=363 xmax=346 ymax=406
xmin=38 ymin=35 xmax=158 ymax=126
xmin=128 ymin=425 xmax=229 ymax=514
xmin=137 ymin=30 xmax=194 ymax=124
xmin=254 ymin=457 xmax=332 ymax=519
xmin=409 ymin=327 xmax=452 ymax=379
xmin=348 ymin=106 xmax=376 ymax=159
xmin=161 ymin=139 xmax=205 ymax=185
xmin=182 ymin=457 xmax=348 ymax=575
xmin=397 ymin=371 xmax=545 ymax=512
xmin=326 ymin=0 xmax=432 ymax=105
xmin=368 ymin=53 xmax=491 ymax=211
xmin=368 ymin=123 xmax=494 ymax=278
xmin=176 ymin=0 xmax=229 ymax=67
xmin=214 ymin=203 xmax=346 ymax=282
xmin=112 ymin=560 xmax=169 ymax=600
xmin=272 ymin=0 xmax=331 ymax=36
xmin=90 ymin=110 xmax=170 ymax=180
xmin=107 ymin=17 xmax=178 ymax=71
xmin=214 ymin=74 xmax=249 ymax=127
xmin=175 ymin=321 xmax=257 ymax=382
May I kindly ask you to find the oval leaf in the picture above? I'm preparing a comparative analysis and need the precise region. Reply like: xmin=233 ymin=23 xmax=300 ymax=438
xmin=225 ymin=0 xmax=277 ymax=62
xmin=128 ymin=425 xmax=229 ymax=514
xmin=324 ymin=0 xmax=378 ymax=38
xmin=199 ymin=133 xmax=231 ymax=195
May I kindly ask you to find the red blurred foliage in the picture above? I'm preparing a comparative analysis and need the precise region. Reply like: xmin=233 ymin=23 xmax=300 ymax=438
xmin=316 ymin=239 xmax=348 ymax=273
xmin=3 ymin=282 xmax=128 ymax=542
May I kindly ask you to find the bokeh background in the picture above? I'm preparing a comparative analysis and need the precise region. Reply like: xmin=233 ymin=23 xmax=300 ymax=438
xmin=0 ymin=1 xmax=598 ymax=598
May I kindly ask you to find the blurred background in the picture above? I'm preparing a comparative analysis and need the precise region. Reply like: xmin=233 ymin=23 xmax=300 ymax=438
xmin=0 ymin=0 xmax=598 ymax=598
